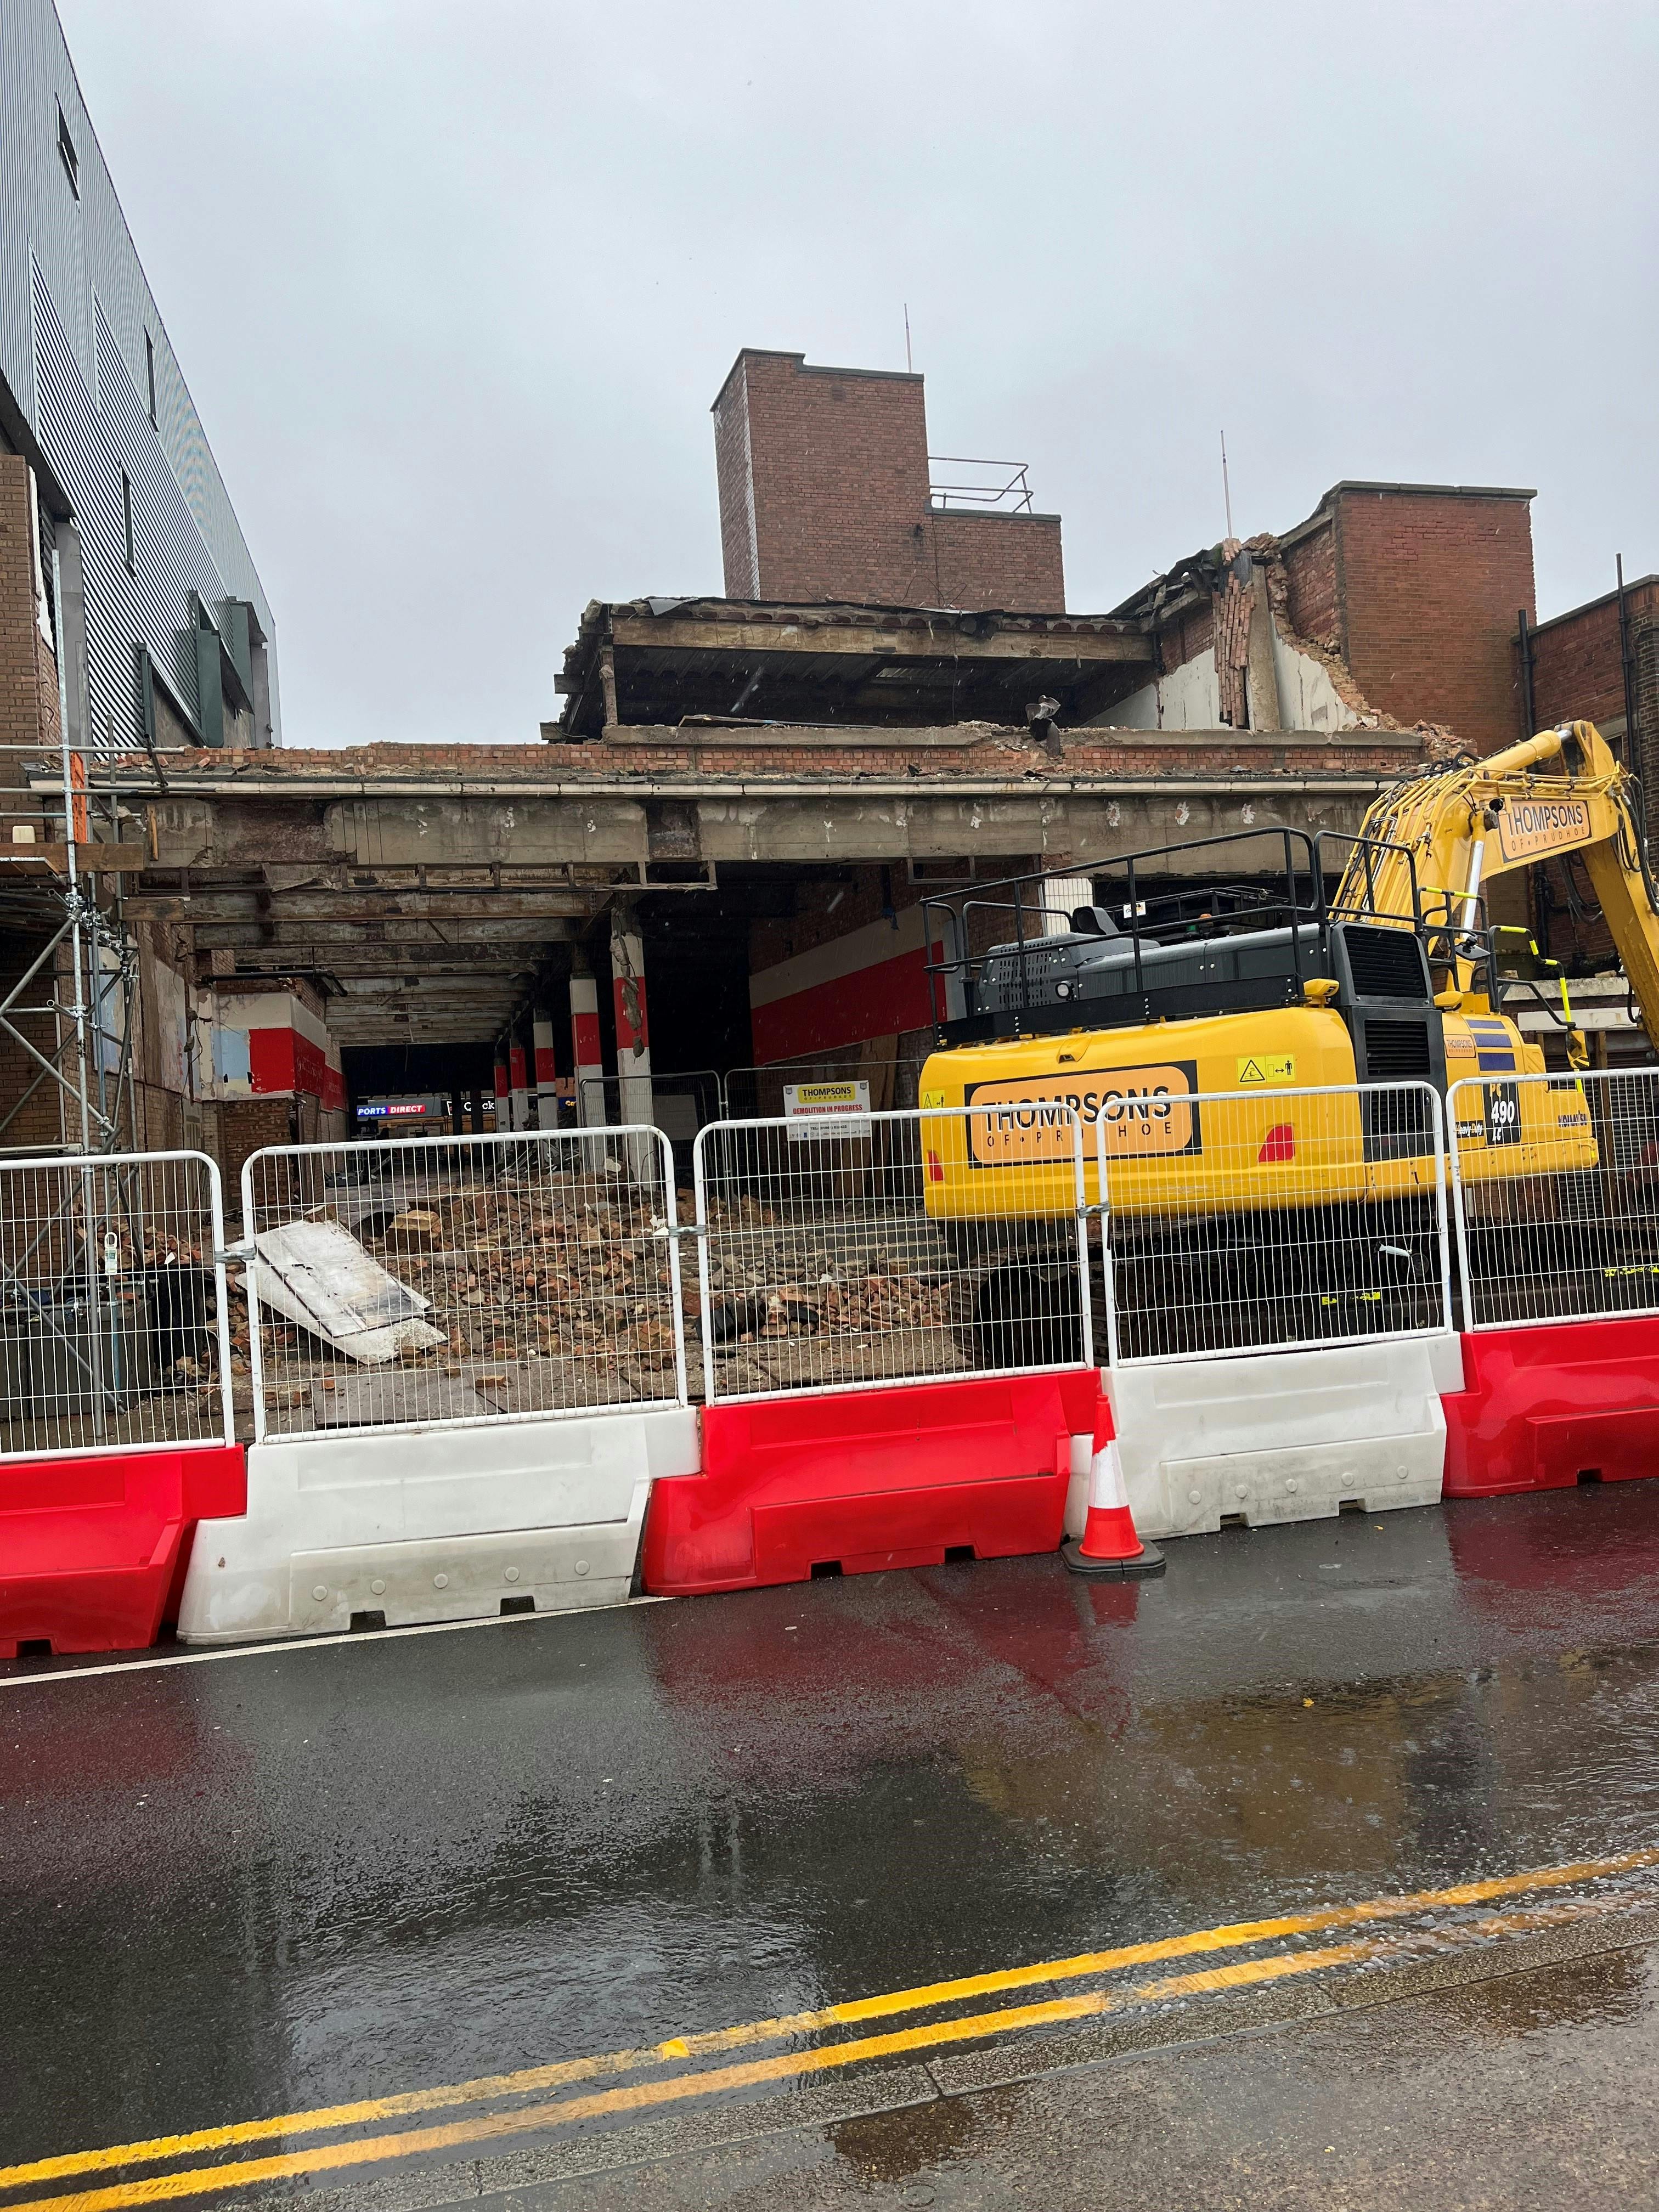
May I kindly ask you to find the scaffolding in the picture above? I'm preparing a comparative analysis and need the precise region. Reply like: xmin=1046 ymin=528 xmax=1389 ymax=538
xmin=0 ymin=531 xmax=148 ymax=1156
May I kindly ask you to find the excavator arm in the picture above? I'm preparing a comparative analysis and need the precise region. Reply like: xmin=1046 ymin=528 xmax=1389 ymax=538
xmin=1337 ymin=720 xmax=1659 ymax=1045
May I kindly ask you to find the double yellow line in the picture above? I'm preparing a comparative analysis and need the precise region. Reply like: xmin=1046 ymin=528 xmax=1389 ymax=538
xmin=6 ymin=1849 xmax=1656 ymax=2212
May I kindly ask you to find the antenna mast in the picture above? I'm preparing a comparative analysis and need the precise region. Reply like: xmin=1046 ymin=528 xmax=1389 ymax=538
xmin=1220 ymin=429 xmax=1234 ymax=540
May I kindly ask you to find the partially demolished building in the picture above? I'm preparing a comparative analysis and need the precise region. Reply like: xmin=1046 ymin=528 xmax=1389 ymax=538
xmin=0 ymin=326 xmax=1650 ymax=1180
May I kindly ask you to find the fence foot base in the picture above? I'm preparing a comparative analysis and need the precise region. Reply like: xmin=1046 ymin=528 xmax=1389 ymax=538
xmin=1062 ymin=1538 xmax=1165 ymax=1579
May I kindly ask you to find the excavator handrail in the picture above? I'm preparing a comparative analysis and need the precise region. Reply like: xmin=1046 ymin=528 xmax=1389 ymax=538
xmin=922 ymin=824 xmax=1330 ymax=1037
xmin=1310 ymin=830 xmax=1425 ymax=929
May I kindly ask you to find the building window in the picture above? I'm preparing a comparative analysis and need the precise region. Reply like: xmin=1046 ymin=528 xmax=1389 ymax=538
xmin=56 ymin=104 xmax=78 ymax=199
xmin=121 ymin=471 xmax=134 ymax=571
xmin=144 ymin=332 xmax=156 ymax=424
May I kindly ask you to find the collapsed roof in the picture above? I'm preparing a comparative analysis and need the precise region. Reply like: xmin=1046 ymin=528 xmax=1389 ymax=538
xmin=551 ymin=597 xmax=1154 ymax=737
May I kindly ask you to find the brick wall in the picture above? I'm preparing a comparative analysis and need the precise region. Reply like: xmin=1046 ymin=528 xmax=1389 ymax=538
xmin=1529 ymin=577 xmax=1659 ymax=854
xmin=0 ymin=454 xmax=60 ymax=805
xmin=1150 ymin=598 xmax=1215 ymax=676
xmin=715 ymin=352 xmax=932 ymax=605
xmin=1331 ymin=487 xmax=1536 ymax=753
xmin=0 ymin=457 xmax=64 ymax=1162
xmin=0 ymin=941 xmax=66 ymax=1149
xmin=561 ymin=727 xmax=1421 ymax=780
xmin=1280 ymin=515 xmax=1339 ymax=650
xmin=1530 ymin=579 xmax=1659 ymax=738
xmin=159 ymin=729 xmax=1426 ymax=783
xmin=929 ymin=512 xmax=1063 ymax=613
xmin=712 ymin=349 xmax=1065 ymax=612
xmin=712 ymin=359 xmax=760 ymax=599
xmin=217 ymin=1096 xmax=295 ymax=1197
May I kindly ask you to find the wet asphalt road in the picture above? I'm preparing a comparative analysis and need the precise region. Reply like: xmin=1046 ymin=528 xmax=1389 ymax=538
xmin=8 ymin=1485 xmax=1659 ymax=2208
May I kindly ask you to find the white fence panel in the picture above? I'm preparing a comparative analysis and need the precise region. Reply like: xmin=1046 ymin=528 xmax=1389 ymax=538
xmin=1098 ymin=1081 xmax=1453 ymax=1367
xmin=1448 ymin=1066 xmax=1659 ymax=1330
xmin=241 ymin=1125 xmax=688 ymax=1443
xmin=693 ymin=1105 xmax=1092 ymax=1405
xmin=0 ymin=1149 xmax=233 ymax=1458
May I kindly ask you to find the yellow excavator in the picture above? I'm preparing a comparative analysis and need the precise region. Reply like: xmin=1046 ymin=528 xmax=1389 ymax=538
xmin=917 ymin=721 xmax=1659 ymax=1355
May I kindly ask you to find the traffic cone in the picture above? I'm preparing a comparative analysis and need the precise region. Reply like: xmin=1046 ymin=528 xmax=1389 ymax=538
xmin=1063 ymin=1397 xmax=1165 ymax=1579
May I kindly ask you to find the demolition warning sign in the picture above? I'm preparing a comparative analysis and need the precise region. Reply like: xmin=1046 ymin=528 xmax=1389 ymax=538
xmin=783 ymin=1080 xmax=872 ymax=1141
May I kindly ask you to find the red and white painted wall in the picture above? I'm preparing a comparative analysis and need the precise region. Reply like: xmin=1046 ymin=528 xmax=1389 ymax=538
xmin=198 ymin=990 xmax=346 ymax=1114
xmin=749 ymin=892 xmax=945 ymax=1064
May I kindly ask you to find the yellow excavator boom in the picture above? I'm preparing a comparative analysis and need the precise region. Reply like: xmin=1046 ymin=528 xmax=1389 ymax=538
xmin=1338 ymin=720 xmax=1659 ymax=1039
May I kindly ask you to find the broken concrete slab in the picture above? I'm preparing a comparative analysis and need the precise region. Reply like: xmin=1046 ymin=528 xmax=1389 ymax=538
xmin=251 ymin=1217 xmax=447 ymax=1364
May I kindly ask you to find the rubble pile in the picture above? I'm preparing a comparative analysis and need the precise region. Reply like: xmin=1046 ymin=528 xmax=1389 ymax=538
xmin=336 ymin=1172 xmax=680 ymax=1370
xmin=234 ymin=1164 xmax=995 ymax=1424
xmin=696 ymin=1186 xmax=970 ymax=1358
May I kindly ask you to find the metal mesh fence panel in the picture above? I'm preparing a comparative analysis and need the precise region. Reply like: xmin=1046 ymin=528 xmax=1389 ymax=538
xmin=693 ymin=1105 xmax=1091 ymax=1404
xmin=0 ymin=1150 xmax=232 ymax=1458
xmin=242 ymin=1126 xmax=687 ymax=1442
xmin=1099 ymin=1082 xmax=1452 ymax=1365
xmin=722 ymin=1056 xmax=921 ymax=1121
xmin=1449 ymin=1068 xmax=1659 ymax=1329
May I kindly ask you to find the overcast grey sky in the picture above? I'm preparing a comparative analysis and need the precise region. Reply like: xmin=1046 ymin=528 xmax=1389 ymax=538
xmin=59 ymin=0 xmax=1659 ymax=749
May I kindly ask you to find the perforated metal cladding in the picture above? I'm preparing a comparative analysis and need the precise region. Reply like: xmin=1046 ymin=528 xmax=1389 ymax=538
xmin=0 ymin=0 xmax=276 ymax=742
xmin=32 ymin=277 xmax=248 ymax=749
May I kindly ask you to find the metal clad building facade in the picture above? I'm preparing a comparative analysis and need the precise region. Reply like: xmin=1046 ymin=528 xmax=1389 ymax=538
xmin=0 ymin=0 xmax=278 ymax=748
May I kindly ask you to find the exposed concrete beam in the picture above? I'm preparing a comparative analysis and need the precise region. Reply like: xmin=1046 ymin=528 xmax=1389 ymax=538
xmin=125 ymin=890 xmax=600 ymax=924
xmin=611 ymin=617 xmax=1151 ymax=663
xmin=191 ymin=920 xmax=574 ymax=949
xmin=310 ymin=788 xmax=1388 ymax=875
xmin=40 ymin=749 xmax=1421 ymax=893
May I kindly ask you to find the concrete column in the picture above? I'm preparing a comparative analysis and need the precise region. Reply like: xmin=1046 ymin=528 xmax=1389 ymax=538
xmin=509 ymin=1037 xmax=529 ymax=1133
xmin=610 ymin=904 xmax=653 ymax=1133
xmin=569 ymin=963 xmax=605 ymax=1126
xmin=1245 ymin=574 xmax=1283 ymax=734
xmin=533 ymin=1012 xmax=559 ymax=1129
xmin=492 ymin=1056 xmax=509 ymax=1134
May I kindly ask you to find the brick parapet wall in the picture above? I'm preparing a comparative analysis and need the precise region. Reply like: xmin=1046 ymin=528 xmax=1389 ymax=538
xmin=1529 ymin=581 xmax=1659 ymax=738
xmin=721 ymin=353 xmax=935 ymax=606
xmin=1280 ymin=515 xmax=1339 ymax=651
xmin=927 ymin=512 xmax=1064 ymax=613
xmin=712 ymin=363 xmax=759 ymax=600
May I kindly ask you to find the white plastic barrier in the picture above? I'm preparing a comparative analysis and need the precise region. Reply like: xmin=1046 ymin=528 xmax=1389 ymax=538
xmin=177 ymin=1121 xmax=696 ymax=1644
xmin=1104 ymin=1336 xmax=1464 ymax=1541
xmin=176 ymin=1404 xmax=699 ymax=1642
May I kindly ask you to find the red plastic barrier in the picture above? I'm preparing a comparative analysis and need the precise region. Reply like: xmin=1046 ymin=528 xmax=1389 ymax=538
xmin=644 ymin=1370 xmax=1102 ymax=1596
xmin=0 ymin=1445 xmax=246 ymax=1657
xmin=1442 ymin=1318 xmax=1659 ymax=1497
